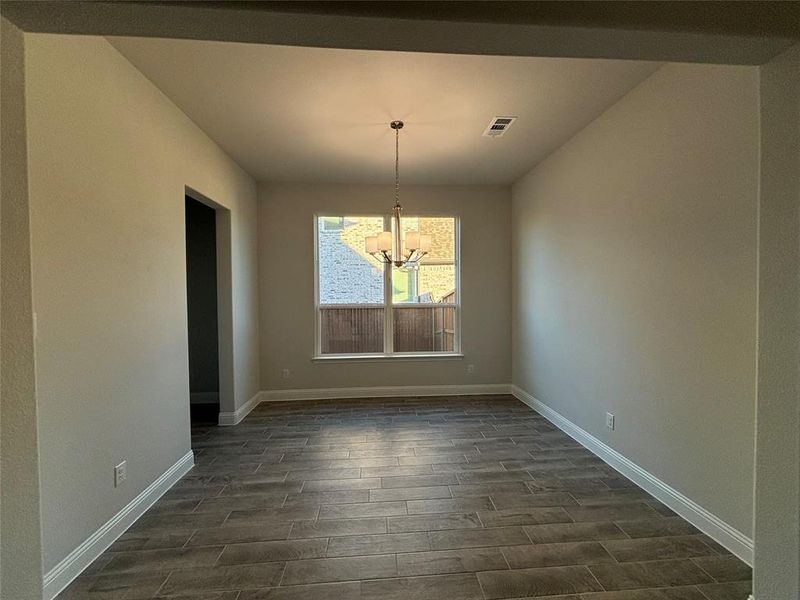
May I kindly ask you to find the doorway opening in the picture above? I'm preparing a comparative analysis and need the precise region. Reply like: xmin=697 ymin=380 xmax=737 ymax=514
xmin=185 ymin=195 xmax=220 ymax=425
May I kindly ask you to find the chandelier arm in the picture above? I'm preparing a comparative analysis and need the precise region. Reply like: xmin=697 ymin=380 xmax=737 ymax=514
xmin=369 ymin=251 xmax=390 ymax=265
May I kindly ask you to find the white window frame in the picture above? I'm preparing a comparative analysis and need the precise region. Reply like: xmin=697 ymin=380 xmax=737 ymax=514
xmin=313 ymin=213 xmax=462 ymax=360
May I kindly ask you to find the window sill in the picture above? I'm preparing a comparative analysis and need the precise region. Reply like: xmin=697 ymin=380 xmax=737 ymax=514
xmin=312 ymin=353 xmax=464 ymax=363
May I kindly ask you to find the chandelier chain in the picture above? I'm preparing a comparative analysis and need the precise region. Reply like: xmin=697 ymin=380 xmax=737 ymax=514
xmin=395 ymin=125 xmax=400 ymax=207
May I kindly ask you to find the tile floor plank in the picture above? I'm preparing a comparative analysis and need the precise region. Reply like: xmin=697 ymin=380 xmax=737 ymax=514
xmin=387 ymin=512 xmax=482 ymax=533
xmin=396 ymin=547 xmax=508 ymax=576
xmin=501 ymin=541 xmax=615 ymax=569
xmin=237 ymin=582 xmax=362 ymax=600
xmin=588 ymin=559 xmax=714 ymax=590
xmin=187 ymin=523 xmax=293 ymax=546
xmin=281 ymin=554 xmax=397 ymax=585
xmin=614 ymin=517 xmax=700 ymax=539
xmin=406 ymin=497 xmax=494 ymax=515
xmin=360 ymin=573 xmax=484 ymax=600
xmin=326 ymin=532 xmax=430 ymax=557
xmin=477 ymin=565 xmax=604 ymax=598
xmin=369 ymin=486 xmax=452 ymax=502
xmin=601 ymin=536 xmax=719 ymax=563
xmin=694 ymin=580 xmax=752 ymax=600
xmin=580 ymin=587 xmax=708 ymax=599
xmin=524 ymin=521 xmax=627 ymax=544
xmin=478 ymin=507 xmax=573 ymax=528
xmin=289 ymin=517 xmax=388 ymax=539
xmin=99 ymin=546 xmax=224 ymax=575
xmin=428 ymin=526 xmax=531 ymax=550
xmin=319 ymin=501 xmax=407 ymax=519
xmin=217 ymin=538 xmax=329 ymax=565
xmin=158 ymin=563 xmax=286 ymax=595
xmin=691 ymin=555 xmax=752 ymax=582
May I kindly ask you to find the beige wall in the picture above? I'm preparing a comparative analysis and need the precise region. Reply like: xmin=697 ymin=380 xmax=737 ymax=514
xmin=23 ymin=34 xmax=259 ymax=572
xmin=259 ymin=182 xmax=511 ymax=392
xmin=753 ymin=44 xmax=800 ymax=600
xmin=0 ymin=17 xmax=45 ymax=600
xmin=511 ymin=64 xmax=759 ymax=536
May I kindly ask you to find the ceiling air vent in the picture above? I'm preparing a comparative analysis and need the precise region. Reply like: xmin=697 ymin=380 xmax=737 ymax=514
xmin=483 ymin=116 xmax=517 ymax=138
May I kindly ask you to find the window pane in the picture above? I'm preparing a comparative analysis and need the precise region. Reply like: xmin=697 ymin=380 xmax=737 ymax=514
xmin=393 ymin=306 xmax=456 ymax=352
xmin=318 ymin=216 xmax=384 ymax=305
xmin=417 ymin=263 xmax=457 ymax=303
xmin=393 ymin=217 xmax=456 ymax=304
xmin=320 ymin=306 xmax=384 ymax=354
xmin=391 ymin=269 xmax=416 ymax=303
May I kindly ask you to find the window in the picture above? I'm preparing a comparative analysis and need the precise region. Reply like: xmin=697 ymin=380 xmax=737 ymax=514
xmin=316 ymin=215 xmax=459 ymax=357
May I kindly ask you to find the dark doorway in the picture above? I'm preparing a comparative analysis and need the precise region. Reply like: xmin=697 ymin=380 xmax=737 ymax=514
xmin=185 ymin=195 xmax=220 ymax=425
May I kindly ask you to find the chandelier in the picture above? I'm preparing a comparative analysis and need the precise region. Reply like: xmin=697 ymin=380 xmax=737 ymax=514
xmin=365 ymin=121 xmax=431 ymax=269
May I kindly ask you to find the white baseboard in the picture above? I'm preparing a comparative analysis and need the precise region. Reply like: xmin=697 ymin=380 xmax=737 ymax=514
xmin=219 ymin=385 xmax=511 ymax=426
xmin=42 ymin=451 xmax=194 ymax=600
xmin=260 ymin=383 xmax=512 ymax=403
xmin=510 ymin=385 xmax=754 ymax=566
xmin=218 ymin=391 xmax=261 ymax=426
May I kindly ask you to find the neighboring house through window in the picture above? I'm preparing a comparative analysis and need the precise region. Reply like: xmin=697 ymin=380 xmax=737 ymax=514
xmin=315 ymin=215 xmax=459 ymax=356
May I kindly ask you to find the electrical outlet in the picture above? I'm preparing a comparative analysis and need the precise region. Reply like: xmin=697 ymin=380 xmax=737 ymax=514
xmin=605 ymin=412 xmax=615 ymax=430
xmin=281 ymin=368 xmax=291 ymax=379
xmin=114 ymin=461 xmax=127 ymax=487
xmin=467 ymin=364 xmax=475 ymax=374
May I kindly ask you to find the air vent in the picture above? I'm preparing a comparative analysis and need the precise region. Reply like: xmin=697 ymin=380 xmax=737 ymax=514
xmin=483 ymin=116 xmax=517 ymax=138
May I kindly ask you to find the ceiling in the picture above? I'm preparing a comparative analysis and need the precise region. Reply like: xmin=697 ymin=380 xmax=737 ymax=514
xmin=109 ymin=37 xmax=660 ymax=184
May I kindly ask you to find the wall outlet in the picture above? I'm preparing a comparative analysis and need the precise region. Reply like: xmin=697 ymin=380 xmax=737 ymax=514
xmin=605 ymin=412 xmax=616 ymax=430
xmin=467 ymin=364 xmax=475 ymax=374
xmin=281 ymin=368 xmax=291 ymax=379
xmin=114 ymin=461 xmax=127 ymax=487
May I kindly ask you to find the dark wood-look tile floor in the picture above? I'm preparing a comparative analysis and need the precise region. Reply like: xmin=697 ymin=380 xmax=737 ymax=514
xmin=57 ymin=395 xmax=752 ymax=600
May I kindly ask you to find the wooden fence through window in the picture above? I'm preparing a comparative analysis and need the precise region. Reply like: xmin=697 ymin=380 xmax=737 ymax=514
xmin=320 ymin=304 xmax=455 ymax=354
